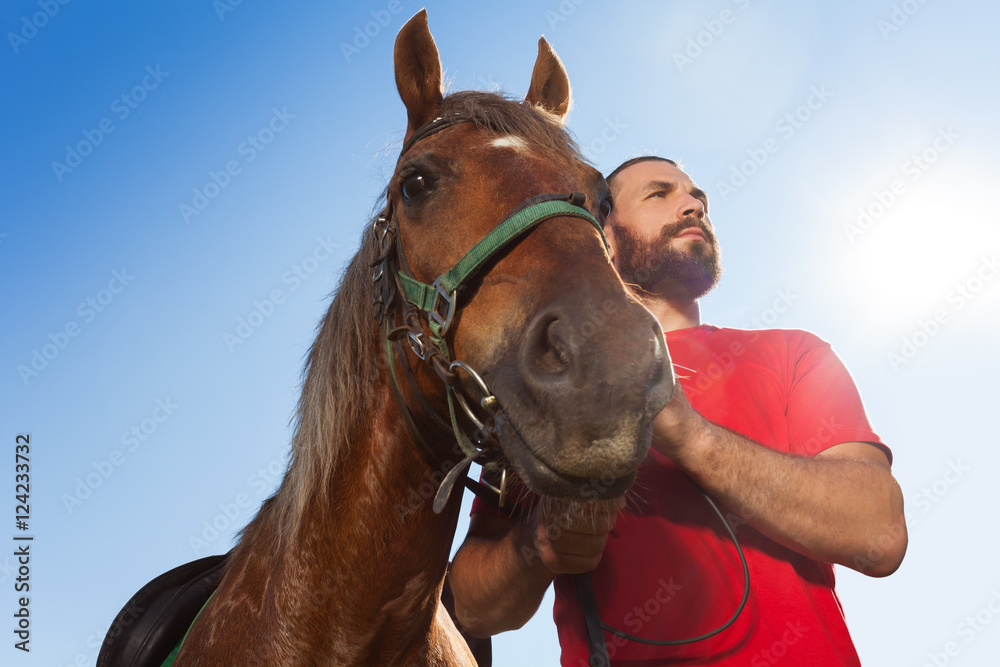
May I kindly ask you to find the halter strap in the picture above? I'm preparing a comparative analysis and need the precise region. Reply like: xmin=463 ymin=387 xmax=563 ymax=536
xmin=398 ymin=192 xmax=607 ymax=343
xmin=400 ymin=112 xmax=474 ymax=156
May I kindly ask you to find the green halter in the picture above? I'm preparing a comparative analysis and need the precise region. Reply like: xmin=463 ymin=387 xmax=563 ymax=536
xmin=398 ymin=192 xmax=607 ymax=349
xmin=378 ymin=190 xmax=607 ymax=512
xmin=373 ymin=113 xmax=609 ymax=514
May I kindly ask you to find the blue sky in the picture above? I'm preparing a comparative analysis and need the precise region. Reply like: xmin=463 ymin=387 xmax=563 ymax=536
xmin=3 ymin=1 xmax=999 ymax=665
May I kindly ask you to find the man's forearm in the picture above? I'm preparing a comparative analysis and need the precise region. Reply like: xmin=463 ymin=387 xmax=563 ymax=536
xmin=449 ymin=518 xmax=555 ymax=637
xmin=664 ymin=419 xmax=907 ymax=576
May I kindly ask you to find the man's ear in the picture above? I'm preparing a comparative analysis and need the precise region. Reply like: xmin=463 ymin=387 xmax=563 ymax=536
xmin=394 ymin=10 xmax=444 ymax=140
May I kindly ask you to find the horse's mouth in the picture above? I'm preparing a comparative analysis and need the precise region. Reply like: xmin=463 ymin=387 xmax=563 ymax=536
xmin=493 ymin=410 xmax=640 ymax=500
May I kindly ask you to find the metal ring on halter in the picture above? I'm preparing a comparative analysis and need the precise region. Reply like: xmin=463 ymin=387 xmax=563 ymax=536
xmin=372 ymin=262 xmax=385 ymax=282
xmin=481 ymin=467 xmax=508 ymax=507
xmin=449 ymin=360 xmax=497 ymax=432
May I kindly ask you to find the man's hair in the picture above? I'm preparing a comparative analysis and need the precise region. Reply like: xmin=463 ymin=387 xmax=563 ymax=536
xmin=606 ymin=155 xmax=678 ymax=196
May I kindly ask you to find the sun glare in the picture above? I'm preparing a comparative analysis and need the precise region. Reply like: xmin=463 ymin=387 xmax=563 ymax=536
xmin=839 ymin=167 xmax=1000 ymax=330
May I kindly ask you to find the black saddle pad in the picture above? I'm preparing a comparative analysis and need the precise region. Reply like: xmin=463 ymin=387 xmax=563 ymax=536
xmin=97 ymin=553 xmax=491 ymax=667
xmin=97 ymin=553 xmax=229 ymax=667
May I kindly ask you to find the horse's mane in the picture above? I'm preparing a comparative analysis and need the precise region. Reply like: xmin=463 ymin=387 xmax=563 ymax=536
xmin=236 ymin=90 xmax=583 ymax=548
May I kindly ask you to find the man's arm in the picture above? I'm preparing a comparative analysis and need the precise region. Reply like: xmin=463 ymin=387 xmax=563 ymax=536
xmin=449 ymin=498 xmax=624 ymax=637
xmin=654 ymin=385 xmax=907 ymax=577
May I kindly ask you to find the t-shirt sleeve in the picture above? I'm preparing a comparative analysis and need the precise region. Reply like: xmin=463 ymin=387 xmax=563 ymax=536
xmin=784 ymin=332 xmax=891 ymax=464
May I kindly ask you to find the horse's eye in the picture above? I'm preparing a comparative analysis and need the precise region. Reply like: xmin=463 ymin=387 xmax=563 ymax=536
xmin=401 ymin=173 xmax=427 ymax=200
xmin=598 ymin=196 xmax=613 ymax=221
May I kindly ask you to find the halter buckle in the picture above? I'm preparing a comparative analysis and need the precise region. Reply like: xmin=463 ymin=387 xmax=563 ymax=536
xmin=372 ymin=215 xmax=390 ymax=249
xmin=430 ymin=280 xmax=457 ymax=335
xmin=407 ymin=331 xmax=427 ymax=360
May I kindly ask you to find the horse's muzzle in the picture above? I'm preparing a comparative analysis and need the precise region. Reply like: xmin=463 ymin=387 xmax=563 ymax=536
xmin=509 ymin=298 xmax=675 ymax=489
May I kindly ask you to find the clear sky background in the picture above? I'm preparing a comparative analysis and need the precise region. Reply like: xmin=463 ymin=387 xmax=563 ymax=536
xmin=2 ymin=1 xmax=999 ymax=665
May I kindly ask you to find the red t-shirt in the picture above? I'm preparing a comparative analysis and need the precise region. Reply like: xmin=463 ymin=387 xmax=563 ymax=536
xmin=472 ymin=325 xmax=888 ymax=666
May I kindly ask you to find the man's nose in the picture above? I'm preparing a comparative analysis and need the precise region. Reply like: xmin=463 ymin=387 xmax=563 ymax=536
xmin=677 ymin=192 xmax=704 ymax=220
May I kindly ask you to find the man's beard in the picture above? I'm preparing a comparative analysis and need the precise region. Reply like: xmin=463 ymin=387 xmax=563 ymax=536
xmin=613 ymin=215 xmax=722 ymax=299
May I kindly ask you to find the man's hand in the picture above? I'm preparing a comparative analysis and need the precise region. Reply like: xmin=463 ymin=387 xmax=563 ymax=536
xmin=450 ymin=496 xmax=626 ymax=637
xmin=650 ymin=379 xmax=702 ymax=461
xmin=530 ymin=497 xmax=626 ymax=575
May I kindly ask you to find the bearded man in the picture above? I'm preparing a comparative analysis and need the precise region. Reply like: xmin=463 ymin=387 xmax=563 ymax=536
xmin=449 ymin=156 xmax=906 ymax=666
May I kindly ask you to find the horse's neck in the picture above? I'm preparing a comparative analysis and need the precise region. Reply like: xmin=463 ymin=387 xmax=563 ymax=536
xmin=291 ymin=406 xmax=465 ymax=662
xmin=194 ymin=387 xmax=467 ymax=665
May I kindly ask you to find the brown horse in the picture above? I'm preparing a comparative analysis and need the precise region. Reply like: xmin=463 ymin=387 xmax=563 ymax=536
xmin=171 ymin=10 xmax=673 ymax=666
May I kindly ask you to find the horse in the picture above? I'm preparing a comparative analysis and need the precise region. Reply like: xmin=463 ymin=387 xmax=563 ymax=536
xmin=100 ymin=10 xmax=674 ymax=666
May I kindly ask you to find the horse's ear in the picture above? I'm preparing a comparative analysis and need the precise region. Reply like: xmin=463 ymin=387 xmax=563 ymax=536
xmin=394 ymin=10 xmax=444 ymax=137
xmin=525 ymin=37 xmax=572 ymax=124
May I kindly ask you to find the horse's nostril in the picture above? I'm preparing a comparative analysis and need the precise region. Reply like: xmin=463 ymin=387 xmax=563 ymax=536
xmin=519 ymin=307 xmax=589 ymax=398
xmin=525 ymin=314 xmax=573 ymax=377
xmin=547 ymin=319 xmax=572 ymax=368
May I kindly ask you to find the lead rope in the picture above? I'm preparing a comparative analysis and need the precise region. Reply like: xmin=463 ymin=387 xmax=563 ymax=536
xmin=574 ymin=486 xmax=750 ymax=665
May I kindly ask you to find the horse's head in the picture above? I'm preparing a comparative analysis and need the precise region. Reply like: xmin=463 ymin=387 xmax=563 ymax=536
xmin=384 ymin=11 xmax=674 ymax=501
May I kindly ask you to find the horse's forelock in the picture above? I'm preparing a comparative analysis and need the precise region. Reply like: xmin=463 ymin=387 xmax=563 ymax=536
xmin=436 ymin=90 xmax=583 ymax=163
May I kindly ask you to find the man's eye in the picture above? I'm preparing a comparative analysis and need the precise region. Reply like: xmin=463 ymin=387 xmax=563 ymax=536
xmin=401 ymin=173 xmax=428 ymax=200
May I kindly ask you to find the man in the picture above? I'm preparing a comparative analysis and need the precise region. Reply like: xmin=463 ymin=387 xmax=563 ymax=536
xmin=449 ymin=156 xmax=907 ymax=665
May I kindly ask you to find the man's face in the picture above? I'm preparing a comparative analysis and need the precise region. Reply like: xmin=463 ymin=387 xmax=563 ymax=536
xmin=606 ymin=160 xmax=721 ymax=300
